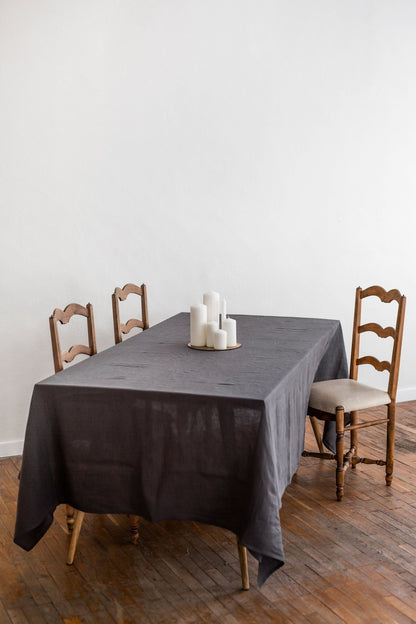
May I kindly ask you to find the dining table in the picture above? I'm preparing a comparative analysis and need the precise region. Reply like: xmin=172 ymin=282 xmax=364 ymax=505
xmin=14 ymin=312 xmax=347 ymax=586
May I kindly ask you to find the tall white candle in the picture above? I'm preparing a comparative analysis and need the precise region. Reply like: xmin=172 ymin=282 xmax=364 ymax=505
xmin=206 ymin=321 xmax=219 ymax=348
xmin=190 ymin=304 xmax=207 ymax=347
xmin=222 ymin=317 xmax=237 ymax=347
xmin=203 ymin=291 xmax=220 ymax=323
xmin=220 ymin=298 xmax=226 ymax=319
xmin=213 ymin=329 xmax=227 ymax=350
xmin=220 ymin=298 xmax=226 ymax=328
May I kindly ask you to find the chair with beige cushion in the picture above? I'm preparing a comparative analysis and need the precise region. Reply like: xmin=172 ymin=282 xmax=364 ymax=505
xmin=302 ymin=285 xmax=406 ymax=501
xmin=49 ymin=302 xmax=140 ymax=564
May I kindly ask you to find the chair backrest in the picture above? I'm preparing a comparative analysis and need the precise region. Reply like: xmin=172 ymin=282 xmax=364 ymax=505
xmin=350 ymin=286 xmax=406 ymax=401
xmin=49 ymin=303 xmax=97 ymax=373
xmin=112 ymin=283 xmax=149 ymax=344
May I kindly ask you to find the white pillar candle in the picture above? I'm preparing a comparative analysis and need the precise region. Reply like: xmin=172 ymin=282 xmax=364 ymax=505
xmin=203 ymin=291 xmax=220 ymax=323
xmin=213 ymin=329 xmax=227 ymax=350
xmin=206 ymin=321 xmax=219 ymax=348
xmin=222 ymin=317 xmax=237 ymax=347
xmin=220 ymin=298 xmax=226 ymax=328
xmin=190 ymin=304 xmax=207 ymax=347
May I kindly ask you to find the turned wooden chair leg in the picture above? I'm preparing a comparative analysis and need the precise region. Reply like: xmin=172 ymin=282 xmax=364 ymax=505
xmin=237 ymin=539 xmax=250 ymax=590
xmin=309 ymin=415 xmax=324 ymax=453
xmin=67 ymin=510 xmax=85 ymax=565
xmin=335 ymin=405 xmax=345 ymax=501
xmin=65 ymin=504 xmax=75 ymax=531
xmin=350 ymin=410 xmax=358 ymax=469
xmin=386 ymin=402 xmax=396 ymax=486
xmin=128 ymin=515 xmax=140 ymax=545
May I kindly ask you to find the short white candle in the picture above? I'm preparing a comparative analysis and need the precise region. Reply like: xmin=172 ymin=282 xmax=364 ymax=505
xmin=203 ymin=291 xmax=220 ymax=323
xmin=222 ymin=317 xmax=237 ymax=347
xmin=190 ymin=303 xmax=207 ymax=347
xmin=213 ymin=329 xmax=227 ymax=350
xmin=206 ymin=321 xmax=219 ymax=348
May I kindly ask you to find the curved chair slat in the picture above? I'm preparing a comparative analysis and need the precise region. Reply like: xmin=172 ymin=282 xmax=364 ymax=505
xmin=356 ymin=355 xmax=391 ymax=372
xmin=114 ymin=283 xmax=145 ymax=301
xmin=360 ymin=285 xmax=402 ymax=304
xmin=358 ymin=323 xmax=396 ymax=339
xmin=62 ymin=344 xmax=92 ymax=363
xmin=53 ymin=303 xmax=89 ymax=325
xmin=121 ymin=318 xmax=145 ymax=334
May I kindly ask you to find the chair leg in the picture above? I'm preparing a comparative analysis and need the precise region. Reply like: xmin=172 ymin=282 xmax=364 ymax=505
xmin=350 ymin=410 xmax=358 ymax=469
xmin=65 ymin=504 xmax=75 ymax=531
xmin=335 ymin=405 xmax=345 ymax=501
xmin=237 ymin=539 xmax=250 ymax=590
xmin=67 ymin=510 xmax=85 ymax=565
xmin=128 ymin=515 xmax=140 ymax=545
xmin=309 ymin=416 xmax=324 ymax=453
xmin=386 ymin=402 xmax=396 ymax=486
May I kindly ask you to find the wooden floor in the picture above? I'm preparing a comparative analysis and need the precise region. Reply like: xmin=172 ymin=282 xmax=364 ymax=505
xmin=1 ymin=402 xmax=416 ymax=624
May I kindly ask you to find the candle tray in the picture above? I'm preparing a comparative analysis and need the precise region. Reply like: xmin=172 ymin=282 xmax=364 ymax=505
xmin=187 ymin=342 xmax=242 ymax=351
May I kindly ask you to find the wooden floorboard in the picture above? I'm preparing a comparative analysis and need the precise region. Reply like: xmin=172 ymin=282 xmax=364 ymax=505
xmin=1 ymin=401 xmax=416 ymax=623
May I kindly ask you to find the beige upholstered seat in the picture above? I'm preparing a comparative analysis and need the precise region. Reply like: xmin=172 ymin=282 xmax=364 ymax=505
xmin=309 ymin=379 xmax=391 ymax=414
xmin=303 ymin=285 xmax=406 ymax=501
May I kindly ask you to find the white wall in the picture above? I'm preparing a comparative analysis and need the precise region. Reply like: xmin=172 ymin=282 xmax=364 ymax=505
xmin=1 ymin=0 xmax=415 ymax=457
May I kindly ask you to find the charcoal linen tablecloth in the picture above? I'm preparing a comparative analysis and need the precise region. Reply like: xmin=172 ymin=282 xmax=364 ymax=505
xmin=14 ymin=313 xmax=347 ymax=586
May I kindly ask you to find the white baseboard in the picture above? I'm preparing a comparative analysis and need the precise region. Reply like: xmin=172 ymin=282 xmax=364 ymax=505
xmin=397 ymin=387 xmax=416 ymax=403
xmin=0 ymin=439 xmax=24 ymax=459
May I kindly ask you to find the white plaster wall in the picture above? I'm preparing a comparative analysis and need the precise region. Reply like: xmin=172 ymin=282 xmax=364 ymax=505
xmin=1 ymin=0 xmax=415 ymax=457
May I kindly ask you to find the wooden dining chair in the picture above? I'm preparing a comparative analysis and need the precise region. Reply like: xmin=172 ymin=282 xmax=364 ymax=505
xmin=302 ymin=285 xmax=406 ymax=501
xmin=49 ymin=302 xmax=97 ymax=535
xmin=112 ymin=282 xmax=149 ymax=344
xmin=49 ymin=302 xmax=140 ymax=563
